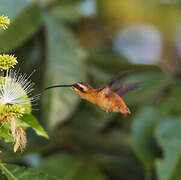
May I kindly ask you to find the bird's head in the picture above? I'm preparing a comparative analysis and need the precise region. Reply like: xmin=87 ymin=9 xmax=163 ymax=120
xmin=44 ymin=82 xmax=92 ymax=95
xmin=71 ymin=82 xmax=92 ymax=94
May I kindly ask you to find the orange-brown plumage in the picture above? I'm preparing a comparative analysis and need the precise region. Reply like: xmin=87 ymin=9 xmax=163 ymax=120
xmin=72 ymin=83 xmax=131 ymax=115
xmin=45 ymin=72 xmax=142 ymax=115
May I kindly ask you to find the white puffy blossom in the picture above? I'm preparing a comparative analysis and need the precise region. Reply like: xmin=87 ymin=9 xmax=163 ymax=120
xmin=0 ymin=70 xmax=39 ymax=113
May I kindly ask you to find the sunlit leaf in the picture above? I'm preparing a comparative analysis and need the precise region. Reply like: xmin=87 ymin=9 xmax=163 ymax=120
xmin=0 ymin=123 xmax=13 ymax=143
xmin=17 ymin=114 xmax=49 ymax=139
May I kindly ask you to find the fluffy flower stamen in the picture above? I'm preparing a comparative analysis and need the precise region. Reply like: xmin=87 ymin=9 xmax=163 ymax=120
xmin=0 ymin=70 xmax=39 ymax=113
xmin=0 ymin=15 xmax=10 ymax=30
xmin=0 ymin=54 xmax=18 ymax=70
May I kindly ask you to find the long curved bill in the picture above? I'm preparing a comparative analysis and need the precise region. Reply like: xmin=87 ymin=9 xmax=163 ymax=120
xmin=44 ymin=84 xmax=74 ymax=91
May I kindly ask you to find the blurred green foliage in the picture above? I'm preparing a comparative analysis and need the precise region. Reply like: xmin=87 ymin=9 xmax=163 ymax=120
xmin=0 ymin=0 xmax=181 ymax=179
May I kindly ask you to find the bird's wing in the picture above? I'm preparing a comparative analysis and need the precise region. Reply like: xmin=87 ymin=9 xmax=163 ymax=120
xmin=104 ymin=71 xmax=143 ymax=97
xmin=113 ymin=82 xmax=143 ymax=97
xmin=107 ymin=71 xmax=132 ymax=88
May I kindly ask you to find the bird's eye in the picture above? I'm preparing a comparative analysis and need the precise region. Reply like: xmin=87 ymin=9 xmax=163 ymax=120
xmin=74 ymin=84 xmax=85 ymax=93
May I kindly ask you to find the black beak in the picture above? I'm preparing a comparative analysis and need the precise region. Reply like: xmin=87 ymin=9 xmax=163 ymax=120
xmin=44 ymin=84 xmax=74 ymax=91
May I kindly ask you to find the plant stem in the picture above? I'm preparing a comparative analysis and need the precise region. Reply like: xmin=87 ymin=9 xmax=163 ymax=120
xmin=0 ymin=162 xmax=18 ymax=180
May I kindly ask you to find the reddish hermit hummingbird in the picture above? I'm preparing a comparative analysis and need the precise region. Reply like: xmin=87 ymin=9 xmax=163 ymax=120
xmin=45 ymin=72 xmax=142 ymax=116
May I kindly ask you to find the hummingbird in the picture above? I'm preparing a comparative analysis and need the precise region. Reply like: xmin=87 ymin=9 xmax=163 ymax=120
xmin=45 ymin=72 xmax=142 ymax=116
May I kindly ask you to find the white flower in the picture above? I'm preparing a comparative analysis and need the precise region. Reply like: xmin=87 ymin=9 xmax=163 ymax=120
xmin=0 ymin=70 xmax=39 ymax=152
xmin=0 ymin=70 xmax=39 ymax=113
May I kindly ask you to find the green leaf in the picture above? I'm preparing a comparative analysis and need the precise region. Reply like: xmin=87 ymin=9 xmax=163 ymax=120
xmin=155 ymin=117 xmax=181 ymax=180
xmin=88 ymin=52 xmax=161 ymax=73
xmin=51 ymin=5 xmax=83 ymax=23
xmin=0 ymin=163 xmax=60 ymax=180
xmin=0 ymin=163 xmax=17 ymax=180
xmin=88 ymin=53 xmax=132 ymax=73
xmin=18 ymin=114 xmax=49 ymax=139
xmin=0 ymin=3 xmax=41 ymax=52
xmin=159 ymin=84 xmax=181 ymax=114
xmin=51 ymin=0 xmax=84 ymax=5
xmin=36 ymin=153 xmax=105 ymax=180
xmin=131 ymin=107 xmax=162 ymax=170
xmin=0 ymin=122 xmax=13 ymax=143
xmin=42 ymin=15 xmax=86 ymax=128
